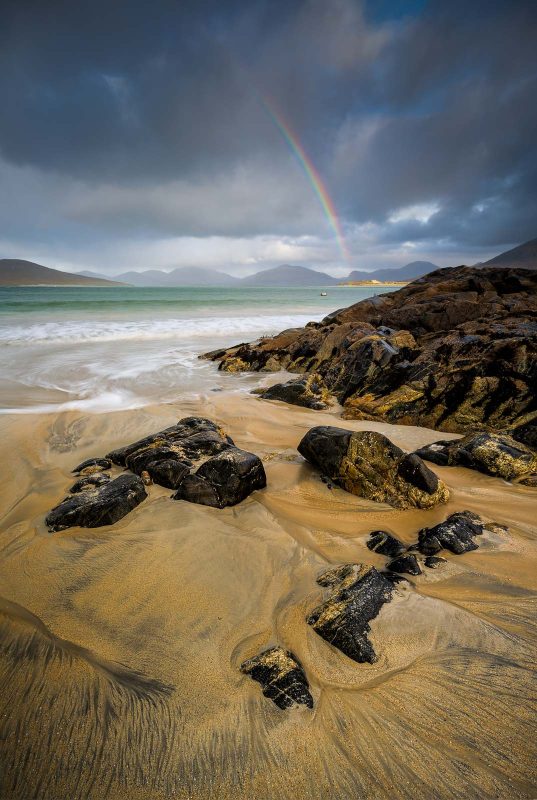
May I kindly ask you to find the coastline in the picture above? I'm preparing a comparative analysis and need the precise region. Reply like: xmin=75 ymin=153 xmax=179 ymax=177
xmin=1 ymin=386 xmax=536 ymax=799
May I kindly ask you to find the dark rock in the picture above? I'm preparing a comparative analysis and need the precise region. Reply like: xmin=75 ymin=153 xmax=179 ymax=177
xmin=367 ymin=531 xmax=405 ymax=557
xmin=298 ymin=427 xmax=449 ymax=509
xmin=307 ymin=564 xmax=395 ymax=663
xmin=107 ymin=417 xmax=266 ymax=507
xmin=172 ymin=447 xmax=266 ymax=508
xmin=240 ymin=647 xmax=313 ymax=710
xmin=417 ymin=511 xmax=485 ymax=555
xmin=46 ymin=474 xmax=147 ymax=532
xmin=415 ymin=432 xmax=537 ymax=482
xmin=69 ymin=474 xmax=111 ymax=493
xmin=72 ymin=457 xmax=112 ymax=474
xmin=204 ymin=267 xmax=537 ymax=436
xmin=387 ymin=554 xmax=422 ymax=575
xmin=255 ymin=373 xmax=332 ymax=410
xmin=519 ymin=474 xmax=537 ymax=487
xmin=424 ymin=556 xmax=446 ymax=569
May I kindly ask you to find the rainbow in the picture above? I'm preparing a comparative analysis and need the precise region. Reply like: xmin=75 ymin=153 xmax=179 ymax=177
xmin=262 ymin=98 xmax=350 ymax=262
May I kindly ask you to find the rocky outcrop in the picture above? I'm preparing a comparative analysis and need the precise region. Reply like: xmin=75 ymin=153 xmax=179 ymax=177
xmin=307 ymin=564 xmax=395 ymax=663
xmin=415 ymin=432 xmax=537 ymax=483
xmin=298 ymin=426 xmax=449 ymax=509
xmin=253 ymin=373 xmax=332 ymax=410
xmin=46 ymin=474 xmax=147 ymax=532
xmin=240 ymin=647 xmax=313 ymax=709
xmin=417 ymin=511 xmax=486 ymax=555
xmin=204 ymin=267 xmax=537 ymax=435
xmin=107 ymin=416 xmax=267 ymax=508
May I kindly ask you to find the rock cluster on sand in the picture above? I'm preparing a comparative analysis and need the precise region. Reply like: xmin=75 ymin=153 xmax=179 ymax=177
xmin=298 ymin=426 xmax=449 ymax=509
xmin=46 ymin=417 xmax=266 ymax=531
xmin=240 ymin=647 xmax=313 ymax=710
xmin=204 ymin=267 xmax=537 ymax=436
xmin=107 ymin=416 xmax=267 ymax=508
xmin=415 ymin=432 xmax=537 ymax=483
xmin=241 ymin=509 xmax=506 ymax=709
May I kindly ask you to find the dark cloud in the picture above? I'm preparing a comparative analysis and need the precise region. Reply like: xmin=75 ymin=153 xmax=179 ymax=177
xmin=0 ymin=0 xmax=535 ymax=271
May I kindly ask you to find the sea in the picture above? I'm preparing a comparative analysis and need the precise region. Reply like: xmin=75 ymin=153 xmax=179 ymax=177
xmin=0 ymin=285 xmax=393 ymax=413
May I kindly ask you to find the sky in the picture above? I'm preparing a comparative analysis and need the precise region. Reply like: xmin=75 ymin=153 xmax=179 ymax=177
xmin=1 ymin=0 xmax=536 ymax=276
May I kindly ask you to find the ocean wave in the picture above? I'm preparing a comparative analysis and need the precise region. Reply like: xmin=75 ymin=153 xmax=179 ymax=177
xmin=0 ymin=313 xmax=318 ymax=345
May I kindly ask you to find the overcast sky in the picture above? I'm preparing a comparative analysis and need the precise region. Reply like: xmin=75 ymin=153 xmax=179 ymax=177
xmin=1 ymin=0 xmax=536 ymax=275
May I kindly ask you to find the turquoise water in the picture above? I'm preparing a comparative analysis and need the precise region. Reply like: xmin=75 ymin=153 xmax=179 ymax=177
xmin=0 ymin=285 xmax=393 ymax=412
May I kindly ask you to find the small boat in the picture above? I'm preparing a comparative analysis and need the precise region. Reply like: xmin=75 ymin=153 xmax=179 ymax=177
xmin=320 ymin=291 xmax=327 ymax=296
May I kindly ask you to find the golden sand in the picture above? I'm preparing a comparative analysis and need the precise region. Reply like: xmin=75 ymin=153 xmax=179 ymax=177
xmin=0 ymin=393 xmax=536 ymax=799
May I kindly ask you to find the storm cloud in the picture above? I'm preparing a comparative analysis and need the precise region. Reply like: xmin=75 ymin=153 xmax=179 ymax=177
xmin=1 ymin=0 xmax=536 ymax=273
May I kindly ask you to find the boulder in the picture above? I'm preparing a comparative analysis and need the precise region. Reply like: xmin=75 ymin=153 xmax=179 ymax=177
xmin=415 ymin=432 xmax=537 ymax=482
xmin=240 ymin=647 xmax=313 ymax=710
xmin=387 ymin=554 xmax=422 ymax=575
xmin=417 ymin=511 xmax=486 ymax=555
xmin=46 ymin=474 xmax=147 ymax=532
xmin=254 ymin=373 xmax=332 ymax=410
xmin=307 ymin=564 xmax=395 ymax=663
xmin=298 ymin=427 xmax=449 ymax=509
xmin=366 ymin=531 xmax=405 ymax=557
xmin=172 ymin=447 xmax=266 ymax=508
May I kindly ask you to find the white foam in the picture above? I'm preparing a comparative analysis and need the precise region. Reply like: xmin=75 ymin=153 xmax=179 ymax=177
xmin=0 ymin=313 xmax=319 ymax=346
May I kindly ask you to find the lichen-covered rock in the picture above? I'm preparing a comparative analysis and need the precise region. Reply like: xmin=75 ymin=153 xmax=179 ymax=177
xmin=307 ymin=564 xmax=395 ymax=663
xmin=107 ymin=417 xmax=266 ymax=507
xmin=417 ymin=511 xmax=486 ymax=555
xmin=415 ymin=432 xmax=537 ymax=482
xmin=240 ymin=647 xmax=313 ymax=710
xmin=366 ymin=531 xmax=405 ymax=557
xmin=72 ymin=457 xmax=112 ymax=475
xmin=204 ymin=267 xmax=537 ymax=436
xmin=172 ymin=446 xmax=266 ymax=508
xmin=46 ymin=474 xmax=147 ymax=532
xmin=298 ymin=426 xmax=449 ymax=509
xmin=254 ymin=373 xmax=332 ymax=410
xmin=387 ymin=554 xmax=422 ymax=575
xmin=69 ymin=474 xmax=111 ymax=493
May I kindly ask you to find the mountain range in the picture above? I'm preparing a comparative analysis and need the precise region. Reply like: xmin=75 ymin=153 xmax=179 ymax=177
xmin=1 ymin=238 xmax=535 ymax=287
xmin=77 ymin=261 xmax=438 ymax=286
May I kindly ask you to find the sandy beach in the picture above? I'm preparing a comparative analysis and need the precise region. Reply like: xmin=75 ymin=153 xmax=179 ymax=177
xmin=1 ymin=387 xmax=536 ymax=799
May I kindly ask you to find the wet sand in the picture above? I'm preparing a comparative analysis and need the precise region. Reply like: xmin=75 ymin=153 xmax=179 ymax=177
xmin=0 ymin=392 xmax=536 ymax=799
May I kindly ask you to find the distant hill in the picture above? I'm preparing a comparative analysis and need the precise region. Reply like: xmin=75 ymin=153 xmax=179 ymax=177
xmin=0 ymin=259 xmax=124 ymax=286
xmin=79 ymin=267 xmax=238 ymax=286
xmin=345 ymin=261 xmax=438 ymax=282
xmin=241 ymin=264 xmax=339 ymax=287
xmin=481 ymin=238 xmax=537 ymax=270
